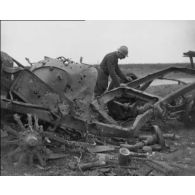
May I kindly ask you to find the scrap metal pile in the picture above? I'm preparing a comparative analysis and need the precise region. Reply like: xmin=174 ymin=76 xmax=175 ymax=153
xmin=1 ymin=51 xmax=195 ymax=175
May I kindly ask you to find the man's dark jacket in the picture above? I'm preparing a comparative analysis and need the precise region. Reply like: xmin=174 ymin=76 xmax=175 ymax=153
xmin=94 ymin=51 xmax=127 ymax=96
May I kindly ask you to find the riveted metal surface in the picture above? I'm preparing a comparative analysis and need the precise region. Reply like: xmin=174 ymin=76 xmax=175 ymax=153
xmin=30 ymin=66 xmax=69 ymax=95
xmin=31 ymin=58 xmax=98 ymax=106
xmin=30 ymin=57 xmax=98 ymax=121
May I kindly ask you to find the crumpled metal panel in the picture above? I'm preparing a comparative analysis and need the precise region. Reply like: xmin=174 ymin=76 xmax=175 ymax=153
xmin=31 ymin=57 xmax=97 ymax=102
xmin=10 ymin=70 xmax=61 ymax=111
xmin=30 ymin=57 xmax=98 ymax=120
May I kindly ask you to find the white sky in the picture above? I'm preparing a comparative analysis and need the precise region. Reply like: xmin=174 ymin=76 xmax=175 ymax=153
xmin=1 ymin=20 xmax=195 ymax=65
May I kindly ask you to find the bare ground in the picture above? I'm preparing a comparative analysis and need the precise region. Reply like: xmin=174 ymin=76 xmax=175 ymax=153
xmin=1 ymin=121 xmax=195 ymax=176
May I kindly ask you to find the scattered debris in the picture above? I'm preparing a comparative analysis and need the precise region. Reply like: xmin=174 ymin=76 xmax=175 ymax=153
xmin=88 ymin=145 xmax=116 ymax=153
xmin=144 ymin=159 xmax=177 ymax=175
xmin=150 ymin=144 xmax=162 ymax=151
xmin=142 ymin=146 xmax=152 ymax=153
xmin=118 ymin=148 xmax=131 ymax=166
xmin=78 ymin=160 xmax=106 ymax=171
xmin=47 ymin=153 xmax=67 ymax=160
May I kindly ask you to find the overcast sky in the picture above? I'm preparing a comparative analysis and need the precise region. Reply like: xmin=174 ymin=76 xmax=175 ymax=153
xmin=1 ymin=20 xmax=195 ymax=65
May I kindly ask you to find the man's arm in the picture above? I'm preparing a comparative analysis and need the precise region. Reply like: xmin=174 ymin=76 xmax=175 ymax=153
xmin=107 ymin=59 xmax=120 ymax=88
xmin=115 ymin=64 xmax=128 ymax=82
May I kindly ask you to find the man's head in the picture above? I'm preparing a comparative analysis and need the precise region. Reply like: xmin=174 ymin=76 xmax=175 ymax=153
xmin=117 ymin=46 xmax=128 ymax=59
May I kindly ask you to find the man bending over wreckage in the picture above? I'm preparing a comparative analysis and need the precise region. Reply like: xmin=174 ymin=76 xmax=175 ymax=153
xmin=94 ymin=46 xmax=137 ymax=97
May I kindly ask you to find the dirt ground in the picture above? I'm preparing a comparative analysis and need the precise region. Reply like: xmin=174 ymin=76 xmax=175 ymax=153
xmin=1 ymin=121 xmax=195 ymax=176
xmin=1 ymin=64 xmax=195 ymax=176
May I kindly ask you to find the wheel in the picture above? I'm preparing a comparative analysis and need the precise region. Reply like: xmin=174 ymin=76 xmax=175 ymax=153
xmin=3 ymin=114 xmax=48 ymax=167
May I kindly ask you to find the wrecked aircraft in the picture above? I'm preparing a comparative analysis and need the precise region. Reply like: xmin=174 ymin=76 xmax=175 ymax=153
xmin=1 ymin=52 xmax=195 ymax=166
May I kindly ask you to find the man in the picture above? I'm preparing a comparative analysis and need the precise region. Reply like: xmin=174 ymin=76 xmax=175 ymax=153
xmin=94 ymin=46 xmax=136 ymax=97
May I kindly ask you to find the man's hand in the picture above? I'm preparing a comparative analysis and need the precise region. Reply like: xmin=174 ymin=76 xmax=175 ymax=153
xmin=126 ymin=77 xmax=133 ymax=82
xmin=130 ymin=73 xmax=138 ymax=80
xmin=126 ymin=73 xmax=138 ymax=81
xmin=124 ymin=76 xmax=133 ymax=83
